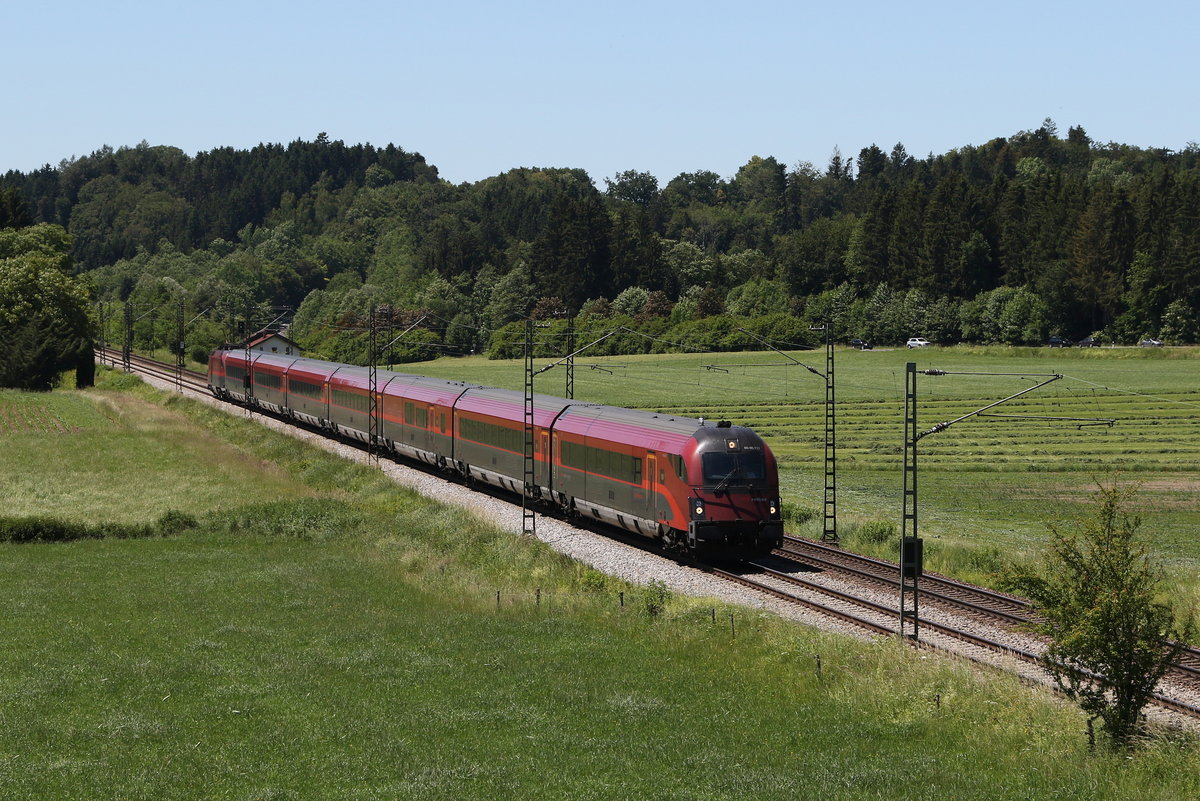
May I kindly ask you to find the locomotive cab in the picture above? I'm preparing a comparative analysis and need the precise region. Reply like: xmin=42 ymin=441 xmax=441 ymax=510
xmin=683 ymin=421 xmax=783 ymax=552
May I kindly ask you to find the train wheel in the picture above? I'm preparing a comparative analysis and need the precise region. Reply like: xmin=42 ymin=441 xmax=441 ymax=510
xmin=559 ymin=497 xmax=579 ymax=521
xmin=659 ymin=527 xmax=678 ymax=550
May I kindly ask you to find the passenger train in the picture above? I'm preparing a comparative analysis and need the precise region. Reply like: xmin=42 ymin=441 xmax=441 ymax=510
xmin=208 ymin=348 xmax=784 ymax=552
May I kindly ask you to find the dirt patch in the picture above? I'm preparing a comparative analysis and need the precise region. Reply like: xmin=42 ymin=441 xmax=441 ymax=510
xmin=1137 ymin=477 xmax=1200 ymax=493
xmin=1017 ymin=477 xmax=1200 ymax=510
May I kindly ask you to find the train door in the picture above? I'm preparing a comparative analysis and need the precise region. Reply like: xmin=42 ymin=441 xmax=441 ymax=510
xmin=426 ymin=404 xmax=436 ymax=451
xmin=646 ymin=452 xmax=658 ymax=521
xmin=539 ymin=430 xmax=551 ymax=488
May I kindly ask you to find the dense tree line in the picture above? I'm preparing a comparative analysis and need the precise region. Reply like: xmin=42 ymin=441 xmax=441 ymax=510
xmin=3 ymin=121 xmax=1198 ymax=365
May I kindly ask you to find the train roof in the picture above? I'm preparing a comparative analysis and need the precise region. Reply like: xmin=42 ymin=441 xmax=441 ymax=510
xmin=227 ymin=353 xmax=478 ymax=393
xmin=456 ymin=385 xmax=587 ymax=428
xmin=557 ymin=403 xmax=702 ymax=451
xmin=217 ymin=352 xmax=747 ymax=448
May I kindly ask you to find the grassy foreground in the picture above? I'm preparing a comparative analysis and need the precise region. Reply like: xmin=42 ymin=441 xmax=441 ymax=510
xmin=0 ymin=371 xmax=1198 ymax=799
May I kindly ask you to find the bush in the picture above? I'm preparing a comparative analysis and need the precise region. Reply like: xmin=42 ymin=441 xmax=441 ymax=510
xmin=0 ymin=515 xmax=153 ymax=543
xmin=156 ymin=509 xmax=199 ymax=535
xmin=643 ymin=579 xmax=669 ymax=619
xmin=782 ymin=503 xmax=818 ymax=529
xmin=851 ymin=520 xmax=896 ymax=546
xmin=219 ymin=498 xmax=364 ymax=540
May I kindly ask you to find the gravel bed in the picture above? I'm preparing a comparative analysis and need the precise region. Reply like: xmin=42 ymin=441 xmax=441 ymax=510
xmin=131 ymin=370 xmax=1200 ymax=731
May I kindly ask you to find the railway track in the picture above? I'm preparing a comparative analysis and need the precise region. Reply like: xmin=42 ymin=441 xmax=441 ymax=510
xmin=775 ymin=534 xmax=1200 ymax=687
xmin=102 ymin=350 xmax=1200 ymax=722
xmin=778 ymin=535 xmax=1032 ymax=624
xmin=97 ymin=348 xmax=210 ymax=392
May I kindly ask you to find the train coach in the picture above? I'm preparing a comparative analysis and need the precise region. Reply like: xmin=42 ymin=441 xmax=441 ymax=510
xmin=208 ymin=348 xmax=784 ymax=552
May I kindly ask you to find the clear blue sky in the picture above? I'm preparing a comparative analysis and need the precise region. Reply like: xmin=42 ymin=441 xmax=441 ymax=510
xmin=6 ymin=0 xmax=1197 ymax=185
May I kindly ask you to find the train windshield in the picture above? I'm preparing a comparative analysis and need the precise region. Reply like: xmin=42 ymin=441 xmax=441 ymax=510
xmin=701 ymin=451 xmax=767 ymax=486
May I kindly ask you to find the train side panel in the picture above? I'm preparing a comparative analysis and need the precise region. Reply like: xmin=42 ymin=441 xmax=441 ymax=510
xmin=327 ymin=367 xmax=372 ymax=443
xmin=553 ymin=405 xmax=697 ymax=538
xmin=249 ymin=353 xmax=296 ymax=414
xmin=284 ymin=359 xmax=336 ymax=426
xmin=453 ymin=387 xmax=573 ymax=496
xmin=383 ymin=376 xmax=476 ymax=467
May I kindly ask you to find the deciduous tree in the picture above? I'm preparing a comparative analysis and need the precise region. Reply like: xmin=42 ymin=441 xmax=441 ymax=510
xmin=1003 ymin=483 xmax=1195 ymax=748
xmin=0 ymin=225 xmax=94 ymax=389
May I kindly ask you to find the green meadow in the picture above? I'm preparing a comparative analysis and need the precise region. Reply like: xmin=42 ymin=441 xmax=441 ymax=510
xmin=0 ymin=364 xmax=1198 ymax=799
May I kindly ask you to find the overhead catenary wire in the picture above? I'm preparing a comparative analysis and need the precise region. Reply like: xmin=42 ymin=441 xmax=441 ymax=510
xmin=1062 ymin=374 xmax=1200 ymax=411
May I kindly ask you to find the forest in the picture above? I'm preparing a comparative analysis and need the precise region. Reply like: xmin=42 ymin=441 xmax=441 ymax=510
xmin=2 ymin=119 xmax=1198 ymax=365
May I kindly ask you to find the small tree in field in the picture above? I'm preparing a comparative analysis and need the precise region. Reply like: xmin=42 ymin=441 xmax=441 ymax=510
xmin=1004 ymin=483 xmax=1195 ymax=748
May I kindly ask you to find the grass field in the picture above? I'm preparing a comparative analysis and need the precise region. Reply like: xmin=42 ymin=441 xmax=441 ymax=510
xmin=408 ymin=345 xmax=1200 ymax=600
xmin=0 ymin=374 xmax=316 ymax=523
xmin=1 ymin=368 xmax=1198 ymax=798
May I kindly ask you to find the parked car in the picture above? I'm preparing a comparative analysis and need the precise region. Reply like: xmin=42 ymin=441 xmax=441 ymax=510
xmin=1047 ymin=336 xmax=1072 ymax=348
xmin=1078 ymin=336 xmax=1101 ymax=348
xmin=906 ymin=337 xmax=931 ymax=348
xmin=850 ymin=338 xmax=873 ymax=350
xmin=1139 ymin=338 xmax=1163 ymax=347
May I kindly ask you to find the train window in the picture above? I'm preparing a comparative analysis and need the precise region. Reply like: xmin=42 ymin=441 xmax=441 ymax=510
xmin=660 ymin=453 xmax=685 ymax=481
xmin=404 ymin=402 xmax=415 ymax=425
xmin=739 ymin=451 xmax=766 ymax=480
xmin=254 ymin=372 xmax=281 ymax=389
xmin=561 ymin=440 xmax=585 ymax=470
xmin=290 ymin=379 xmax=322 ymax=399
xmin=702 ymin=451 xmax=766 ymax=484
xmin=333 ymin=389 xmax=369 ymax=413
xmin=702 ymin=452 xmax=737 ymax=483
xmin=226 ymin=365 xmax=246 ymax=382
xmin=416 ymin=407 xmax=428 ymax=428
xmin=460 ymin=417 xmax=522 ymax=453
xmin=560 ymin=442 xmax=641 ymax=483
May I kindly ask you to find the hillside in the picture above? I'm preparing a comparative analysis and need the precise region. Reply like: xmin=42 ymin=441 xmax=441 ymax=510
xmin=2 ymin=123 xmax=1198 ymax=368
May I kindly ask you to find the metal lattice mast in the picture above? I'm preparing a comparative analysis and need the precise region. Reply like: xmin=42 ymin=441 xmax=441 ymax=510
xmin=900 ymin=361 xmax=921 ymax=640
xmin=522 ymin=319 xmax=537 ymax=537
xmin=821 ymin=323 xmax=838 ymax=543
xmin=175 ymin=301 xmax=185 ymax=392
xmin=368 ymin=306 xmax=380 ymax=466
xmin=384 ymin=307 xmax=394 ymax=370
xmin=896 ymin=367 xmax=1097 ymax=642
xmin=564 ymin=318 xmax=575 ymax=400
xmin=96 ymin=302 xmax=107 ymax=366
xmin=122 ymin=301 xmax=132 ymax=372
xmin=244 ymin=304 xmax=254 ymax=416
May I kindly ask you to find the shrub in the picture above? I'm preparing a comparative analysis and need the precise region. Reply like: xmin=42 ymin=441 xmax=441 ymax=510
xmin=0 ymin=515 xmax=153 ymax=543
xmin=156 ymin=509 xmax=200 ymax=535
xmin=643 ymin=580 xmax=669 ymax=619
xmin=782 ymin=503 xmax=819 ymax=528
xmin=851 ymin=520 xmax=896 ymax=546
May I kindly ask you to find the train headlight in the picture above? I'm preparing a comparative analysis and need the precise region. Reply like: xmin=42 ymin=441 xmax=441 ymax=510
xmin=769 ymin=503 xmax=778 ymax=516
xmin=692 ymin=501 xmax=704 ymax=519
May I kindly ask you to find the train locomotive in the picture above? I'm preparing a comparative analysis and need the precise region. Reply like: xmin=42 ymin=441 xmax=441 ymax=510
xmin=208 ymin=349 xmax=784 ymax=552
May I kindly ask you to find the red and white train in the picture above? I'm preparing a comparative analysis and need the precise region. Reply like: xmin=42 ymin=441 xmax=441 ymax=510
xmin=208 ymin=349 xmax=784 ymax=551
